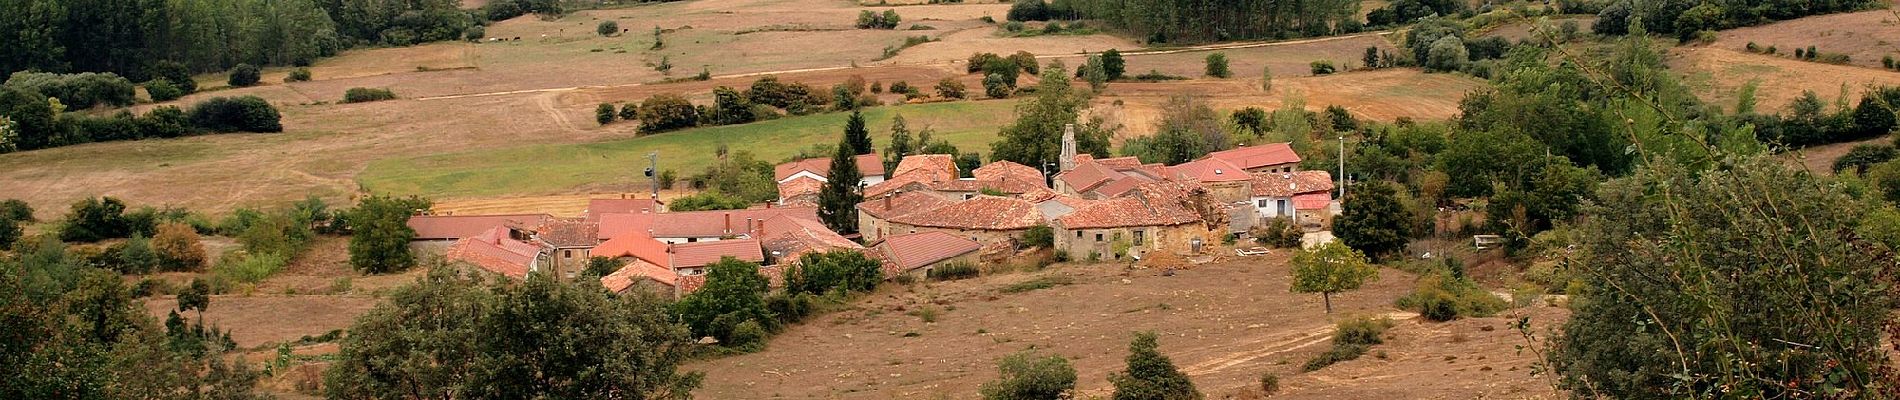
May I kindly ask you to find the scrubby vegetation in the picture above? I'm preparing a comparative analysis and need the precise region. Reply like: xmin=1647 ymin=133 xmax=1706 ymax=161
xmin=1302 ymin=316 xmax=1392 ymax=372
xmin=342 ymin=87 xmax=398 ymax=103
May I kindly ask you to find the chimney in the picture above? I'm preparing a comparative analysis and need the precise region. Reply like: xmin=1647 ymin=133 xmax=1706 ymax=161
xmin=723 ymin=213 xmax=732 ymax=234
xmin=755 ymin=219 xmax=766 ymax=237
xmin=884 ymin=191 xmax=896 ymax=210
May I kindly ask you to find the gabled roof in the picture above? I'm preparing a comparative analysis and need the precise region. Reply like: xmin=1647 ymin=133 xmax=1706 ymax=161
xmin=446 ymin=227 xmax=541 ymax=279
xmin=649 ymin=207 xmax=818 ymax=238
xmin=1168 ymin=158 xmax=1252 ymax=183
xmin=891 ymin=154 xmax=958 ymax=182
xmin=774 ymin=153 xmax=886 ymax=181
xmin=601 ymin=259 xmax=677 ymax=293
xmin=759 ymin=214 xmax=863 ymax=261
xmin=969 ymin=161 xmax=1049 ymax=193
xmin=585 ymin=199 xmax=660 ymax=222
xmin=593 ymin=230 xmax=670 ymax=266
xmin=1251 ymin=170 xmax=1335 ymax=197
xmin=1056 ymin=181 xmax=1206 ymax=229
xmin=777 ymin=176 xmax=824 ymax=203
xmin=1094 ymin=156 xmax=1146 ymax=170
xmin=874 ymin=231 xmax=981 ymax=274
xmin=597 ymin=212 xmax=654 ymax=240
xmin=857 ymin=190 xmax=954 ymax=219
xmin=1293 ymin=192 xmax=1332 ymax=210
xmin=1207 ymin=143 xmax=1301 ymax=170
xmin=887 ymin=196 xmax=1043 ymax=231
xmin=1093 ymin=175 xmax=1156 ymax=198
xmin=535 ymin=219 xmax=600 ymax=248
xmin=408 ymin=214 xmax=553 ymax=240
xmin=1057 ymin=161 xmax=1120 ymax=193
xmin=669 ymin=239 xmax=766 ymax=269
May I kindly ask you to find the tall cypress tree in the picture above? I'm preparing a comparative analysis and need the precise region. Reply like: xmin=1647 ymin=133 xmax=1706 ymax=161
xmin=818 ymin=138 xmax=864 ymax=234
xmin=843 ymin=110 xmax=873 ymax=155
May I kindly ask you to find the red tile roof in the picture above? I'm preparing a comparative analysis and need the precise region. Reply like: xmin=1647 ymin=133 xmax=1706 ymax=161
xmin=1207 ymin=143 xmax=1302 ymax=170
xmin=600 ymin=259 xmax=677 ymax=293
xmin=1056 ymin=161 xmax=1121 ymax=193
xmin=774 ymin=154 xmax=886 ymax=181
xmin=669 ymin=239 xmax=766 ymax=269
xmin=592 ymin=230 xmax=670 ymax=266
xmin=596 ymin=212 xmax=654 ymax=240
xmin=1056 ymin=182 xmax=1207 ymax=229
xmin=888 ymin=196 xmax=1043 ymax=230
xmin=874 ymin=231 xmax=981 ymax=275
xmin=891 ymin=154 xmax=958 ymax=182
xmin=585 ymin=199 xmax=660 ymax=221
xmin=1167 ymin=158 xmax=1252 ymax=183
xmin=973 ymin=161 xmax=1047 ymax=187
xmin=649 ymin=207 xmax=818 ymax=239
xmin=777 ymin=176 xmax=824 ymax=204
xmin=445 ymin=227 xmax=541 ymax=279
xmin=760 ymin=214 xmax=863 ymax=262
xmin=1095 ymin=156 xmax=1146 ymax=170
xmin=534 ymin=219 xmax=600 ymax=248
xmin=857 ymin=190 xmax=954 ymax=219
xmin=1093 ymin=175 xmax=1156 ymax=198
xmin=1293 ymin=192 xmax=1332 ymax=210
xmin=1251 ymin=170 xmax=1335 ymax=197
xmin=407 ymin=214 xmax=553 ymax=240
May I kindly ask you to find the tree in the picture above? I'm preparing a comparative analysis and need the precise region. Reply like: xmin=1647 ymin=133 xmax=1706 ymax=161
xmin=782 ymin=250 xmax=882 ymax=296
xmin=672 ymin=257 xmax=775 ymax=346
xmin=711 ymin=86 xmax=755 ymax=126
xmin=118 ymin=232 xmax=158 ymax=274
xmin=1833 ymin=144 xmax=1896 ymax=174
xmin=936 ymin=77 xmax=967 ymax=99
xmin=843 ymin=110 xmax=873 ymax=155
xmin=990 ymin=62 xmax=1112 ymax=167
xmin=1363 ymin=46 xmax=1381 ymax=68
xmin=1203 ymin=52 xmax=1230 ymax=78
xmin=152 ymin=221 xmax=206 ymax=271
xmin=1332 ymin=182 xmax=1411 ymax=261
xmin=186 ymin=96 xmax=281 ymax=133
xmin=226 ymin=64 xmax=260 ymax=87
xmin=1108 ymin=331 xmax=1201 ymax=400
xmin=1 ymin=199 xmax=35 ymax=222
xmin=668 ymin=191 xmax=751 ymax=211
xmin=1261 ymin=66 xmax=1272 ymax=91
xmin=818 ymin=139 xmax=865 ymax=234
xmin=1423 ymin=36 xmax=1467 ymax=72
xmin=1081 ymin=55 xmax=1109 ymax=91
xmin=1100 ymin=49 xmax=1126 ymax=80
xmin=881 ymin=9 xmax=902 ymax=29
xmin=596 ymin=102 xmax=617 ymax=125
xmin=979 ymin=350 xmax=1076 ymax=400
xmin=0 ymin=216 xmax=18 ymax=251
xmin=885 ymin=115 xmax=914 ymax=172
xmin=348 ymin=195 xmax=425 ymax=274
xmin=1549 ymin=158 xmax=1899 ymax=398
xmin=60 ymin=196 xmax=131 ymax=242
xmin=1289 ymin=242 xmax=1378 ymax=313
xmin=597 ymin=20 xmax=619 ymax=36
xmin=638 ymin=93 xmax=699 ymax=133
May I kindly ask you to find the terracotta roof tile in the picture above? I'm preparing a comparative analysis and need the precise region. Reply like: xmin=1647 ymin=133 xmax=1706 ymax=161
xmin=649 ymin=207 xmax=818 ymax=239
xmin=874 ymin=231 xmax=980 ymax=275
xmin=669 ymin=239 xmax=765 ymax=269
xmin=760 ymin=214 xmax=863 ymax=262
xmin=1251 ymin=170 xmax=1335 ymax=197
xmin=445 ymin=227 xmax=541 ymax=279
xmin=777 ymin=176 xmax=824 ymax=203
xmin=857 ymin=190 xmax=953 ymax=219
xmin=774 ymin=154 xmax=886 ymax=181
xmin=888 ymin=196 xmax=1043 ymax=230
xmin=597 ymin=212 xmax=654 ymax=240
xmin=585 ymin=199 xmax=660 ymax=221
xmin=592 ymin=230 xmax=670 ymax=266
xmin=1167 ymin=158 xmax=1252 ymax=183
xmin=1056 ymin=161 xmax=1121 ymax=193
xmin=600 ymin=259 xmax=677 ymax=293
xmin=1095 ymin=156 xmax=1146 ymax=170
xmin=535 ymin=219 xmax=600 ymax=248
xmin=891 ymin=154 xmax=958 ymax=182
xmin=1207 ymin=143 xmax=1302 ymax=170
xmin=1056 ymin=182 xmax=1206 ymax=229
xmin=1293 ymin=192 xmax=1332 ymax=210
xmin=1093 ymin=175 xmax=1156 ymax=198
xmin=408 ymin=214 xmax=552 ymax=240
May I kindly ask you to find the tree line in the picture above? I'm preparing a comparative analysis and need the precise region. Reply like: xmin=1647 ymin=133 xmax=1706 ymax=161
xmin=1011 ymin=0 xmax=1364 ymax=43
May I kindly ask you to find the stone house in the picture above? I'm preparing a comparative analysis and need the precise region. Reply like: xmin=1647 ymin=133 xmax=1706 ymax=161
xmin=1207 ymin=143 xmax=1302 ymax=173
xmin=883 ymin=195 xmax=1044 ymax=248
xmin=856 ymin=189 xmax=953 ymax=243
xmin=1051 ymin=181 xmax=1226 ymax=261
xmin=870 ymin=231 xmax=982 ymax=277
xmin=1248 ymin=170 xmax=1336 ymax=229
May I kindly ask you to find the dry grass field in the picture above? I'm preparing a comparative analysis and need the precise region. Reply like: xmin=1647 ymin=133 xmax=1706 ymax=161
xmin=1709 ymin=9 xmax=1900 ymax=70
xmin=691 ymin=255 xmax=1563 ymax=399
xmin=1098 ymin=69 xmax=1487 ymax=137
xmin=1670 ymin=9 xmax=1900 ymax=113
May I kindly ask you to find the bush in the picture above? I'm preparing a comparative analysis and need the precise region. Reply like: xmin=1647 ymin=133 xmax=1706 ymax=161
xmin=1250 ymin=217 xmax=1303 ymax=248
xmin=1007 ymin=0 xmax=1050 ymax=21
xmin=669 ymin=191 xmax=752 ymax=211
xmin=935 ymin=78 xmax=967 ymax=99
xmin=147 ymin=60 xmax=198 ymax=94
xmin=227 ymin=64 xmax=261 ymax=87
xmin=342 ymin=88 xmax=397 ymax=103
xmin=154 ymin=221 xmax=208 ymax=271
xmin=1302 ymin=316 xmax=1392 ymax=371
xmin=1259 ymin=373 xmax=1280 ymax=396
xmin=979 ymin=350 xmax=1076 ymax=400
xmin=1022 ymin=225 xmax=1054 ymax=248
xmin=1424 ymin=36 xmax=1467 ymax=72
xmin=983 ymin=74 xmax=1012 ymax=99
xmin=1009 ymin=51 xmax=1039 ymax=75
xmin=285 ymin=68 xmax=312 ymax=82
xmin=1108 ymin=332 xmax=1200 ymax=399
xmin=145 ymin=79 xmax=183 ymax=102
xmin=0 ymin=199 xmax=31 ymax=222
xmin=927 ymin=261 xmax=979 ymax=281
xmin=1204 ymin=52 xmax=1231 ymax=78
xmin=215 ymin=251 xmax=289 ymax=283
xmin=347 ymin=195 xmax=426 ymax=274
xmin=187 ymin=96 xmax=282 ymax=132
xmin=59 ymin=197 xmax=133 ymax=242
xmin=637 ymin=93 xmax=700 ymax=133
xmin=1396 ymin=272 xmax=1509 ymax=322
xmin=0 ymin=217 xmax=18 ymax=251
xmin=1309 ymin=60 xmax=1336 ymax=75
xmin=967 ymin=52 xmax=1005 ymax=74
xmin=889 ymin=81 xmax=911 ymax=95
xmin=4 ymin=71 xmax=138 ymax=109
xmin=1832 ymin=144 xmax=1897 ymax=174
xmin=597 ymin=20 xmax=619 ymax=36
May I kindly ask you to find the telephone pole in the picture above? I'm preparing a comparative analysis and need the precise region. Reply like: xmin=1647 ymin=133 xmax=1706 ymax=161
xmin=1337 ymin=132 xmax=1346 ymax=199
xmin=645 ymin=152 xmax=659 ymax=200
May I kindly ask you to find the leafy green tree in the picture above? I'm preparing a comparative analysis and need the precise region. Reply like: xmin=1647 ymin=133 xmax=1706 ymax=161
xmin=0 ymin=199 xmax=34 ymax=222
xmin=226 ymin=64 xmax=260 ymax=87
xmin=1332 ymin=183 xmax=1411 ymax=261
xmin=638 ymin=93 xmax=699 ymax=134
xmin=885 ymin=115 xmax=914 ymax=172
xmin=596 ymin=102 xmax=617 ymax=125
xmin=186 ymin=96 xmax=281 ymax=133
xmin=818 ymin=138 xmax=865 ymax=234
xmin=1289 ymin=242 xmax=1378 ymax=313
xmin=1100 ymin=49 xmax=1125 ymax=80
xmin=669 ymin=191 xmax=751 ymax=211
xmin=0 ymin=216 xmax=18 ymax=251
xmin=990 ymin=63 xmax=1112 ymax=167
xmin=843 ymin=110 xmax=873 ymax=155
xmin=983 ymin=73 xmax=1012 ymax=99
xmin=1108 ymin=331 xmax=1201 ymax=400
xmin=979 ymin=350 xmax=1076 ymax=400
xmin=619 ymin=103 xmax=639 ymax=121
xmin=936 ymin=77 xmax=967 ymax=99
xmin=1203 ymin=52 xmax=1230 ymax=78
xmin=782 ymin=250 xmax=882 ymax=296
xmin=712 ymin=86 xmax=756 ymax=126
xmin=1549 ymin=158 xmax=1899 ymax=398
xmin=118 ymin=232 xmax=158 ymax=274
xmin=672 ymin=257 xmax=776 ymax=345
xmin=1260 ymin=66 xmax=1272 ymax=91
xmin=152 ymin=221 xmax=206 ymax=271
xmin=1424 ymin=36 xmax=1467 ymax=72
xmin=59 ymin=196 xmax=131 ymax=242
xmin=1081 ymin=55 xmax=1109 ymax=91
xmin=597 ymin=20 xmax=619 ymax=36
xmin=347 ymin=195 xmax=426 ymax=274
xmin=144 ymin=79 xmax=182 ymax=101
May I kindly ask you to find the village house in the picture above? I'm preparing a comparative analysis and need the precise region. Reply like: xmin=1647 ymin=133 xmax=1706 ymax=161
xmin=444 ymin=226 xmax=545 ymax=280
xmin=863 ymin=154 xmax=960 ymax=198
xmin=855 ymin=189 xmax=953 ymax=243
xmin=530 ymin=219 xmax=600 ymax=280
xmin=870 ymin=231 xmax=982 ymax=277
xmin=776 ymin=153 xmax=887 ymax=205
xmin=406 ymin=213 xmax=554 ymax=252
xmin=632 ymin=207 xmax=819 ymax=244
xmin=1206 ymin=142 xmax=1302 ymax=173
xmin=1051 ymin=180 xmax=1225 ymax=261
xmin=1249 ymin=170 xmax=1336 ymax=228
xmin=883 ymin=195 xmax=1044 ymax=247
xmin=1052 ymin=155 xmax=1170 ymax=199
xmin=1164 ymin=157 xmax=1255 ymax=204
xmin=583 ymin=197 xmax=663 ymax=221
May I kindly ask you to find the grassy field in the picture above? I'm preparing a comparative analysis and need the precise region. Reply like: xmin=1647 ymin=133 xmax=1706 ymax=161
xmin=358 ymin=100 xmax=1017 ymax=198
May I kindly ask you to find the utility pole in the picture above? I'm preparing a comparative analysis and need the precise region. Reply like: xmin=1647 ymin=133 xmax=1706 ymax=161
xmin=1337 ymin=132 xmax=1346 ymax=199
xmin=645 ymin=152 xmax=659 ymax=200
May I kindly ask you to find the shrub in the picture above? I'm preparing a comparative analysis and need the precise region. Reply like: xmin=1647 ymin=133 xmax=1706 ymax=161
xmin=979 ymin=350 xmax=1076 ymax=400
xmin=889 ymin=81 xmax=911 ymax=95
xmin=227 ymin=64 xmax=261 ymax=87
xmin=968 ymin=52 xmax=1004 ymax=74
xmin=0 ymin=199 xmax=32 ymax=222
xmin=1250 ymin=217 xmax=1303 ymax=248
xmin=59 ymin=197 xmax=132 ymax=242
xmin=1885 ymin=55 xmax=1896 ymax=69
xmin=347 ymin=195 xmax=426 ymax=274
xmin=637 ymin=93 xmax=700 ymax=133
xmin=187 ymin=96 xmax=282 ymax=132
xmin=342 ymin=88 xmax=397 ymax=103
xmin=215 ymin=251 xmax=289 ymax=283
xmin=983 ymin=74 xmax=1012 ymax=98
xmin=1259 ymin=373 xmax=1280 ymax=396
xmin=927 ymin=261 xmax=979 ymax=281
xmin=1108 ymin=332 xmax=1200 ymax=399
xmin=0 ymin=217 xmax=19 ymax=251
xmin=1395 ymin=271 xmax=1509 ymax=322
xmin=596 ymin=103 xmax=617 ymax=125
xmin=1000 ymin=276 xmax=1072 ymax=293
xmin=1424 ymin=36 xmax=1467 ymax=72
xmin=147 ymin=60 xmax=198 ymax=94
xmin=285 ymin=68 xmax=312 ymax=82
xmin=4 ymin=71 xmax=138 ymax=109
xmin=1832 ymin=144 xmax=1897 ymax=174
xmin=1302 ymin=316 xmax=1392 ymax=371
xmin=1022 ymin=225 xmax=1054 ymax=248
xmin=936 ymin=77 xmax=967 ymax=99
xmin=1309 ymin=60 xmax=1336 ymax=75
xmin=1009 ymin=51 xmax=1039 ymax=75
xmin=1129 ymin=70 xmax=1187 ymax=82
xmin=145 ymin=79 xmax=183 ymax=101
xmin=597 ymin=20 xmax=619 ymax=36
xmin=154 ymin=221 xmax=207 ymax=271
xmin=1204 ymin=52 xmax=1231 ymax=78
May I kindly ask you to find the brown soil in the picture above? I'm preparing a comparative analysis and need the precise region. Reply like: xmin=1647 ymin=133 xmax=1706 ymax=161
xmin=689 ymin=254 xmax=1561 ymax=398
xmin=1097 ymin=68 xmax=1486 ymax=137
xmin=1777 ymin=134 xmax=1895 ymax=175
xmin=143 ymin=295 xmax=381 ymax=349
xmin=1670 ymin=46 xmax=1900 ymax=113
xmin=1710 ymin=9 xmax=1900 ymax=70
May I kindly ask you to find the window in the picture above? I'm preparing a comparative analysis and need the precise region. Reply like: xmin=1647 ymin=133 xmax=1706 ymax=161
xmin=1095 ymin=233 xmax=1103 ymax=242
xmin=563 ymin=250 xmax=572 ymax=258
xmin=1076 ymin=230 xmax=1084 ymax=237
xmin=963 ymin=193 xmax=976 ymax=200
xmin=687 ymin=238 xmax=698 ymax=243
xmin=1133 ymin=230 xmax=1145 ymax=245
xmin=1257 ymin=199 xmax=1269 ymax=207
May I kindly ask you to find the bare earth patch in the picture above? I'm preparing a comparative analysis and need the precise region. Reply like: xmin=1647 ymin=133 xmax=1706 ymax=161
xmin=1670 ymin=46 xmax=1900 ymax=113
